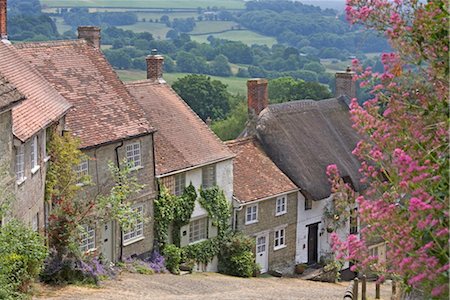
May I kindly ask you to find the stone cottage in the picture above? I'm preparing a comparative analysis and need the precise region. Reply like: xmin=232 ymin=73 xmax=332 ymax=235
xmin=226 ymin=137 xmax=299 ymax=274
xmin=125 ymin=54 xmax=234 ymax=271
xmin=13 ymin=27 xmax=157 ymax=262
xmin=240 ymin=73 xmax=362 ymax=269
xmin=0 ymin=40 xmax=71 ymax=232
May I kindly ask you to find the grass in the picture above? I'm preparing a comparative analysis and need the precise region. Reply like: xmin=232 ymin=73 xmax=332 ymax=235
xmin=117 ymin=69 xmax=248 ymax=95
xmin=117 ymin=22 xmax=170 ymax=38
xmin=190 ymin=21 xmax=239 ymax=34
xmin=40 ymin=0 xmax=245 ymax=9
xmin=190 ymin=30 xmax=277 ymax=47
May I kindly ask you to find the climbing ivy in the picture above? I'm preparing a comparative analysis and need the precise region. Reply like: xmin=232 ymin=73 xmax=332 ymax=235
xmin=199 ymin=187 xmax=231 ymax=239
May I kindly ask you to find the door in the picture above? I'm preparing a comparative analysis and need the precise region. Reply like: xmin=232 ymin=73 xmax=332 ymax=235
xmin=256 ymin=234 xmax=268 ymax=273
xmin=307 ymin=223 xmax=319 ymax=264
xmin=101 ymin=221 xmax=114 ymax=262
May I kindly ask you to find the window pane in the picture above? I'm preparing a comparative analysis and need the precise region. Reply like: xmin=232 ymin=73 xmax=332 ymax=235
xmin=189 ymin=218 xmax=207 ymax=243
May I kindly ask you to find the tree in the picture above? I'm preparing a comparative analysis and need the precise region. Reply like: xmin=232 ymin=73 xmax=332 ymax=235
xmin=210 ymin=54 xmax=232 ymax=77
xmin=172 ymin=74 xmax=231 ymax=121
xmin=211 ymin=99 xmax=247 ymax=141
xmin=329 ymin=0 xmax=448 ymax=298
xmin=268 ymin=77 xmax=332 ymax=103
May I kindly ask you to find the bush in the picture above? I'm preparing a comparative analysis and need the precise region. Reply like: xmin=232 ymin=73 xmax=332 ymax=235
xmin=162 ymin=244 xmax=181 ymax=274
xmin=218 ymin=233 xmax=257 ymax=278
xmin=0 ymin=220 xmax=47 ymax=298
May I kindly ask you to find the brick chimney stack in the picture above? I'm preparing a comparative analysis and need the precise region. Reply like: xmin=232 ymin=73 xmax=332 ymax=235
xmin=335 ymin=67 xmax=356 ymax=100
xmin=247 ymin=78 xmax=268 ymax=117
xmin=146 ymin=49 xmax=164 ymax=81
xmin=78 ymin=26 xmax=101 ymax=49
xmin=0 ymin=0 xmax=7 ymax=40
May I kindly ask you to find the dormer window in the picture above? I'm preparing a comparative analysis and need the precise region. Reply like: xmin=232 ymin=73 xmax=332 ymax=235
xmin=126 ymin=142 xmax=142 ymax=169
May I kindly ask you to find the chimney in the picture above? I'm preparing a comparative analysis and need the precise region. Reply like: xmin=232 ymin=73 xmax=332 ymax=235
xmin=335 ymin=67 xmax=356 ymax=99
xmin=78 ymin=26 xmax=101 ymax=49
xmin=146 ymin=49 xmax=164 ymax=81
xmin=247 ymin=78 xmax=268 ymax=117
xmin=0 ymin=0 xmax=7 ymax=40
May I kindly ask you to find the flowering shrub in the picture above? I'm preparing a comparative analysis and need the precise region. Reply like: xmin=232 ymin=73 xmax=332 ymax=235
xmin=329 ymin=0 xmax=448 ymax=298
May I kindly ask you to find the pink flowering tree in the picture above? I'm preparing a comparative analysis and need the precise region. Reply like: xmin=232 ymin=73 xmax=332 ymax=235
xmin=329 ymin=0 xmax=448 ymax=298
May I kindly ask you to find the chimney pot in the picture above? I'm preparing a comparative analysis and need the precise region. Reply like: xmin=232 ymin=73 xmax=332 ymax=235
xmin=146 ymin=52 xmax=164 ymax=81
xmin=335 ymin=69 xmax=356 ymax=100
xmin=247 ymin=78 xmax=268 ymax=117
xmin=0 ymin=0 xmax=7 ymax=40
xmin=78 ymin=26 xmax=101 ymax=49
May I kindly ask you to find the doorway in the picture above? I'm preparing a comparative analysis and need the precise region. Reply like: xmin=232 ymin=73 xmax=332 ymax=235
xmin=307 ymin=223 xmax=319 ymax=264
xmin=255 ymin=233 xmax=268 ymax=273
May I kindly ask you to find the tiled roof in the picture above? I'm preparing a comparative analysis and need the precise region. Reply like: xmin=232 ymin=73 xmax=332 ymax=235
xmin=0 ymin=42 xmax=71 ymax=142
xmin=126 ymin=80 xmax=234 ymax=176
xmin=0 ymin=71 xmax=25 ymax=112
xmin=14 ymin=40 xmax=154 ymax=148
xmin=226 ymin=137 xmax=297 ymax=203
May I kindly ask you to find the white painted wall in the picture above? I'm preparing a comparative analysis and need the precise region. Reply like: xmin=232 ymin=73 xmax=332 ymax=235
xmin=296 ymin=192 xmax=350 ymax=268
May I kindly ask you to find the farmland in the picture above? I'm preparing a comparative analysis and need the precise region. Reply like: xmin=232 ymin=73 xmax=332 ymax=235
xmin=40 ymin=0 xmax=245 ymax=9
xmin=191 ymin=30 xmax=277 ymax=47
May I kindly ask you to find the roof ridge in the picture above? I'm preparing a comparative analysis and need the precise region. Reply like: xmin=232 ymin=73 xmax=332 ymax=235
xmin=125 ymin=79 xmax=165 ymax=86
xmin=225 ymin=136 xmax=254 ymax=146
xmin=13 ymin=39 xmax=86 ymax=49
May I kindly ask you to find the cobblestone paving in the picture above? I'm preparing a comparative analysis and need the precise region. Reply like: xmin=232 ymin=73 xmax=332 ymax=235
xmin=33 ymin=272 xmax=392 ymax=300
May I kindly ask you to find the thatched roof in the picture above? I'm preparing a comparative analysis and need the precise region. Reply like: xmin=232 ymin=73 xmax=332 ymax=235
xmin=255 ymin=96 xmax=362 ymax=200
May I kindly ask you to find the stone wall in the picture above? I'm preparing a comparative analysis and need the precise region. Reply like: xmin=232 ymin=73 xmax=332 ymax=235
xmin=237 ymin=192 xmax=298 ymax=273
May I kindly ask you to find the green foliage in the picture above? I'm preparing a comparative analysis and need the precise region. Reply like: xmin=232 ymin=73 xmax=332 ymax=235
xmin=211 ymin=101 xmax=247 ymax=141
xmin=0 ymin=161 xmax=14 ymax=219
xmin=218 ymin=233 xmax=256 ymax=278
xmin=268 ymin=77 xmax=332 ymax=103
xmin=172 ymin=74 xmax=231 ymax=121
xmin=0 ymin=220 xmax=47 ymax=298
xmin=172 ymin=184 xmax=197 ymax=246
xmin=182 ymin=238 xmax=220 ymax=265
xmin=162 ymin=244 xmax=182 ymax=274
xmin=199 ymin=187 xmax=231 ymax=239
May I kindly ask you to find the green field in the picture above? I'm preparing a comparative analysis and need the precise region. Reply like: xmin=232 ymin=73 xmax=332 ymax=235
xmin=40 ymin=0 xmax=245 ymax=9
xmin=190 ymin=21 xmax=239 ymax=34
xmin=190 ymin=30 xmax=277 ymax=47
xmin=117 ymin=70 xmax=248 ymax=95
xmin=118 ymin=22 xmax=170 ymax=38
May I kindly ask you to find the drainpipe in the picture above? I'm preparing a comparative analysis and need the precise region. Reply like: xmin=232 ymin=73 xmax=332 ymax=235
xmin=232 ymin=196 xmax=243 ymax=231
xmin=114 ymin=141 xmax=124 ymax=261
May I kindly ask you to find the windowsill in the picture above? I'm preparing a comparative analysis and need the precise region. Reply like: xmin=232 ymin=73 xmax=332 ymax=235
xmin=123 ymin=235 xmax=145 ymax=246
xmin=16 ymin=177 xmax=27 ymax=186
xmin=76 ymin=182 xmax=86 ymax=187
xmin=245 ymin=220 xmax=258 ymax=225
xmin=31 ymin=165 xmax=40 ymax=175
xmin=274 ymin=245 xmax=287 ymax=251
xmin=82 ymin=247 xmax=97 ymax=254
xmin=130 ymin=165 xmax=144 ymax=172
xmin=44 ymin=156 xmax=51 ymax=163
xmin=275 ymin=211 xmax=287 ymax=217
xmin=188 ymin=238 xmax=208 ymax=245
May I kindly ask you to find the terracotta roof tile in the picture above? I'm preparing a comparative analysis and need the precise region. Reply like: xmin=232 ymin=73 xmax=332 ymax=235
xmin=226 ymin=137 xmax=298 ymax=203
xmin=126 ymin=80 xmax=234 ymax=176
xmin=0 ymin=71 xmax=25 ymax=112
xmin=0 ymin=42 xmax=71 ymax=142
xmin=14 ymin=40 xmax=154 ymax=148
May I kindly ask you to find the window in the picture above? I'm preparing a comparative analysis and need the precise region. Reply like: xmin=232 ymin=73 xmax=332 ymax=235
xmin=32 ymin=213 xmax=39 ymax=232
xmin=202 ymin=164 xmax=216 ymax=188
xmin=274 ymin=228 xmax=286 ymax=250
xmin=15 ymin=145 xmax=25 ymax=183
xmin=276 ymin=195 xmax=287 ymax=216
xmin=174 ymin=172 xmax=186 ymax=196
xmin=76 ymin=159 xmax=89 ymax=185
xmin=350 ymin=208 xmax=358 ymax=234
xmin=80 ymin=225 xmax=95 ymax=252
xmin=126 ymin=142 xmax=142 ymax=169
xmin=305 ymin=198 xmax=312 ymax=210
xmin=189 ymin=217 xmax=208 ymax=243
xmin=245 ymin=204 xmax=258 ymax=224
xmin=43 ymin=129 xmax=50 ymax=162
xmin=30 ymin=136 xmax=39 ymax=172
xmin=123 ymin=205 xmax=144 ymax=244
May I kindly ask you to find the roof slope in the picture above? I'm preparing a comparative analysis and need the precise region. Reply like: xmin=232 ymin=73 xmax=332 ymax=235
xmin=256 ymin=97 xmax=362 ymax=200
xmin=14 ymin=40 xmax=153 ymax=148
xmin=0 ymin=72 xmax=25 ymax=112
xmin=226 ymin=137 xmax=297 ymax=203
xmin=126 ymin=80 xmax=234 ymax=176
xmin=0 ymin=42 xmax=71 ymax=141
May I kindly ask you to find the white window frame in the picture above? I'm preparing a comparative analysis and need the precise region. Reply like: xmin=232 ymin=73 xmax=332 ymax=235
xmin=275 ymin=195 xmax=287 ymax=216
xmin=201 ymin=164 xmax=216 ymax=188
xmin=245 ymin=204 xmax=258 ymax=225
xmin=76 ymin=159 xmax=89 ymax=186
xmin=30 ymin=136 xmax=40 ymax=174
xmin=126 ymin=142 xmax=142 ymax=170
xmin=43 ymin=129 xmax=50 ymax=162
xmin=16 ymin=144 xmax=26 ymax=184
xmin=188 ymin=217 xmax=208 ymax=244
xmin=80 ymin=224 xmax=96 ymax=253
xmin=123 ymin=205 xmax=144 ymax=245
xmin=31 ymin=212 xmax=39 ymax=232
xmin=174 ymin=172 xmax=186 ymax=196
xmin=274 ymin=226 xmax=287 ymax=250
